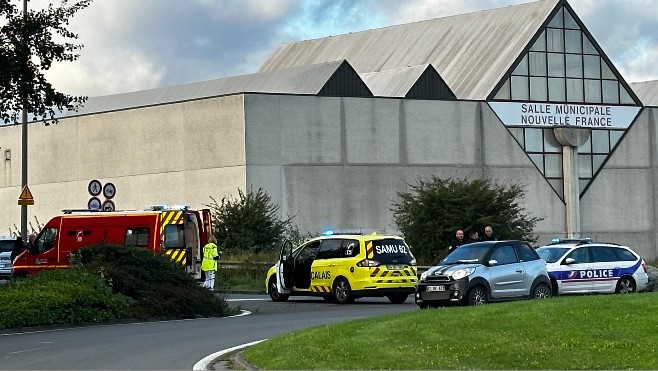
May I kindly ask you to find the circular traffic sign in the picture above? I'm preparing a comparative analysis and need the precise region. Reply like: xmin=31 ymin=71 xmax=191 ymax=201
xmin=103 ymin=183 xmax=116 ymax=199
xmin=87 ymin=197 xmax=101 ymax=210
xmin=101 ymin=199 xmax=116 ymax=212
xmin=88 ymin=180 xmax=102 ymax=196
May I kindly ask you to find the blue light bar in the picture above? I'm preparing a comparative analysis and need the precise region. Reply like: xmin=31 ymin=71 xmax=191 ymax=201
xmin=322 ymin=229 xmax=334 ymax=236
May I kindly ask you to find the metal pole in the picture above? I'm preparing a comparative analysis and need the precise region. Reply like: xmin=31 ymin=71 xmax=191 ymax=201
xmin=20 ymin=0 xmax=28 ymax=242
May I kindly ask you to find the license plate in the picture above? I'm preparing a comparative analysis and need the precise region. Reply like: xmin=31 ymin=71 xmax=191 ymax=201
xmin=0 ymin=264 xmax=7 ymax=269
xmin=386 ymin=264 xmax=404 ymax=270
xmin=426 ymin=285 xmax=445 ymax=292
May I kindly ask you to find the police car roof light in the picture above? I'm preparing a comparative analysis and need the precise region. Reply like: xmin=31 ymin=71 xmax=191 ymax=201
xmin=322 ymin=229 xmax=334 ymax=236
xmin=147 ymin=204 xmax=190 ymax=211
xmin=550 ymin=237 xmax=593 ymax=245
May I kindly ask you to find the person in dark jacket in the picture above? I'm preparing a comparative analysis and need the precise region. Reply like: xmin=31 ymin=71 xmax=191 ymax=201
xmin=481 ymin=226 xmax=497 ymax=241
xmin=467 ymin=230 xmax=480 ymax=244
xmin=449 ymin=230 xmax=466 ymax=252
xmin=10 ymin=236 xmax=25 ymax=264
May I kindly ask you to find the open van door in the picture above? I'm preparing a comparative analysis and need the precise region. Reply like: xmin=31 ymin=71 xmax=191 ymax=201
xmin=276 ymin=239 xmax=294 ymax=293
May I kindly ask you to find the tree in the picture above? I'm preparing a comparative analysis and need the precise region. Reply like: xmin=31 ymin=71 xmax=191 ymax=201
xmin=207 ymin=188 xmax=293 ymax=253
xmin=391 ymin=177 xmax=543 ymax=265
xmin=1 ymin=0 xmax=92 ymax=125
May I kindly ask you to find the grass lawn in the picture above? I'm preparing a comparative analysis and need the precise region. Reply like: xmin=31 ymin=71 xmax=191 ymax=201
xmin=243 ymin=292 xmax=658 ymax=370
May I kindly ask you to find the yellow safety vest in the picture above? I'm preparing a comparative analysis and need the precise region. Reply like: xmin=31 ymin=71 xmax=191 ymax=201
xmin=201 ymin=242 xmax=219 ymax=271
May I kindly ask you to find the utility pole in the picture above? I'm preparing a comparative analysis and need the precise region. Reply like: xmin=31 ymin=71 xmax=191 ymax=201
xmin=20 ymin=0 xmax=28 ymax=242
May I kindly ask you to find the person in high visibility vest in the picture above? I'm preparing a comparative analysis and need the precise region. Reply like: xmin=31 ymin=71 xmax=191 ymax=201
xmin=202 ymin=236 xmax=220 ymax=290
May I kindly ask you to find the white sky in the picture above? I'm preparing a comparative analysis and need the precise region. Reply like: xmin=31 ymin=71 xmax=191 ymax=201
xmin=28 ymin=0 xmax=658 ymax=98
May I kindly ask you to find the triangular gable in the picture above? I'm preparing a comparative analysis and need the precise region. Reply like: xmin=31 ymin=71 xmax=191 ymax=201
xmin=406 ymin=65 xmax=456 ymax=100
xmin=318 ymin=60 xmax=372 ymax=97
xmin=259 ymin=0 xmax=558 ymax=100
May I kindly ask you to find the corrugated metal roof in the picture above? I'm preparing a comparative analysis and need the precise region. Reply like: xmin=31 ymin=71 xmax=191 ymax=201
xmin=361 ymin=65 xmax=429 ymax=97
xmin=259 ymin=0 xmax=559 ymax=100
xmin=70 ymin=60 xmax=346 ymax=116
xmin=630 ymin=80 xmax=658 ymax=107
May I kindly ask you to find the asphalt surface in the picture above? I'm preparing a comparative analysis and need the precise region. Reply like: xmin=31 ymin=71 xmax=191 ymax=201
xmin=0 ymin=293 xmax=417 ymax=370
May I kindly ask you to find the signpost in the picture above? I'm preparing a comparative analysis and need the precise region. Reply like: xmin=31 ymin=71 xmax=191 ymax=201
xmin=88 ymin=180 xmax=117 ymax=211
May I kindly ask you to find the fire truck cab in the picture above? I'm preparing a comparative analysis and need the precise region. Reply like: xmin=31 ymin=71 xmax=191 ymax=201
xmin=11 ymin=205 xmax=213 ymax=279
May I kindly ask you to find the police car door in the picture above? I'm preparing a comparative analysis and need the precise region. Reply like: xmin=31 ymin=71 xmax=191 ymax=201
xmin=589 ymin=246 xmax=621 ymax=292
xmin=276 ymin=239 xmax=294 ymax=292
xmin=558 ymin=247 xmax=593 ymax=293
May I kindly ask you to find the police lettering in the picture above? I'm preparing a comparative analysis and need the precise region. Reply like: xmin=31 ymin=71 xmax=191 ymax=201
xmin=311 ymin=270 xmax=331 ymax=280
xmin=375 ymin=244 xmax=406 ymax=254
xmin=578 ymin=269 xmax=614 ymax=279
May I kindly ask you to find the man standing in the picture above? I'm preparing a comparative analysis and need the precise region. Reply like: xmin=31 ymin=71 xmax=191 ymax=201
xmin=481 ymin=226 xmax=497 ymax=241
xmin=449 ymin=230 xmax=466 ymax=251
xmin=202 ymin=236 xmax=220 ymax=290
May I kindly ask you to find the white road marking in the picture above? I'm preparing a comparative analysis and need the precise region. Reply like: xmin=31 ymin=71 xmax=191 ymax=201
xmin=193 ymin=339 xmax=267 ymax=371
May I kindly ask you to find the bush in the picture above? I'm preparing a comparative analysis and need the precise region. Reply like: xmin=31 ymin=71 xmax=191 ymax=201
xmin=208 ymin=188 xmax=293 ymax=253
xmin=72 ymin=243 xmax=235 ymax=319
xmin=0 ymin=269 xmax=131 ymax=329
xmin=391 ymin=177 xmax=542 ymax=265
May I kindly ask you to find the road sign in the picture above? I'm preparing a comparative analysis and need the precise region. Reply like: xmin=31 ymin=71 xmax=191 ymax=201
xmin=88 ymin=180 xmax=102 ymax=196
xmin=18 ymin=185 xmax=34 ymax=206
xmin=103 ymin=182 xmax=116 ymax=199
xmin=101 ymin=199 xmax=115 ymax=212
xmin=88 ymin=197 xmax=101 ymax=210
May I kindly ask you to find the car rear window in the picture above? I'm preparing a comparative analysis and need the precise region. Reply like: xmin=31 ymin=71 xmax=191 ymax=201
xmin=0 ymin=240 xmax=15 ymax=253
xmin=370 ymin=239 xmax=414 ymax=264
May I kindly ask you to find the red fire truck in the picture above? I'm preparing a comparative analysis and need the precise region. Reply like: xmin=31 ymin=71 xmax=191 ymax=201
xmin=11 ymin=205 xmax=213 ymax=279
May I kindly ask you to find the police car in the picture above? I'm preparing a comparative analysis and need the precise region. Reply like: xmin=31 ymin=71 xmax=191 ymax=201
xmin=266 ymin=232 xmax=417 ymax=304
xmin=535 ymin=239 xmax=649 ymax=295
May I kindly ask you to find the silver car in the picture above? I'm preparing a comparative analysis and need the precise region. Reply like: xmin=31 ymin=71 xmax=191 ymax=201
xmin=415 ymin=240 xmax=551 ymax=308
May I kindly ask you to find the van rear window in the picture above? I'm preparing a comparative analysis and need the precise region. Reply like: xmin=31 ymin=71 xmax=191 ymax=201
xmin=371 ymin=239 xmax=414 ymax=264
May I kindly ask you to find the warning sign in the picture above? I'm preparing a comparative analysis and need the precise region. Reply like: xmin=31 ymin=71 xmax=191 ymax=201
xmin=18 ymin=185 xmax=34 ymax=206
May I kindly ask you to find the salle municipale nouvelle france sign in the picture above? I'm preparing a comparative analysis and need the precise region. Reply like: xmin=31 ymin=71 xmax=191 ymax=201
xmin=488 ymin=102 xmax=641 ymax=128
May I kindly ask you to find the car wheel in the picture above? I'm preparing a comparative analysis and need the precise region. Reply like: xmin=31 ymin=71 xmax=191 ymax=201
xmin=615 ymin=276 xmax=636 ymax=294
xmin=532 ymin=282 xmax=552 ymax=299
xmin=387 ymin=293 xmax=408 ymax=304
xmin=417 ymin=303 xmax=428 ymax=310
xmin=268 ymin=277 xmax=289 ymax=302
xmin=467 ymin=285 xmax=488 ymax=306
xmin=332 ymin=277 xmax=354 ymax=304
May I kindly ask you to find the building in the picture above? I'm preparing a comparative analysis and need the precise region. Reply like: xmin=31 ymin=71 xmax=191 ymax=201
xmin=1 ymin=0 xmax=657 ymax=258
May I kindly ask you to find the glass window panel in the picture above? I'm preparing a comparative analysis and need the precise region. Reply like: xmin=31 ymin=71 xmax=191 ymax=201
xmin=565 ymin=30 xmax=582 ymax=53
xmin=545 ymin=154 xmax=563 ymax=177
xmin=620 ymin=87 xmax=635 ymax=104
xmin=548 ymin=8 xmax=564 ymax=28
xmin=579 ymin=155 xmax=592 ymax=177
xmin=592 ymin=130 xmax=610 ymax=153
xmin=513 ymin=55 xmax=528 ymax=75
xmin=566 ymin=54 xmax=583 ymax=78
xmin=579 ymin=179 xmax=590 ymax=195
xmin=508 ymin=128 xmax=524 ymax=147
xmin=602 ymin=80 xmax=619 ymax=104
xmin=548 ymin=78 xmax=566 ymax=102
xmin=610 ymin=130 xmax=624 ymax=148
xmin=531 ymin=30 xmax=546 ymax=51
xmin=530 ymin=77 xmax=548 ymax=101
xmin=564 ymin=9 xmax=579 ymax=29
xmin=543 ymin=129 xmax=562 ymax=153
xmin=547 ymin=29 xmax=564 ymax=53
xmin=548 ymin=179 xmax=564 ymax=199
xmin=494 ymin=78 xmax=511 ymax=100
xmin=525 ymin=129 xmax=543 ymax=152
xmin=601 ymin=61 xmax=616 ymax=79
xmin=583 ymin=55 xmax=600 ymax=78
xmin=511 ymin=76 xmax=529 ymax=100
xmin=529 ymin=154 xmax=544 ymax=173
xmin=583 ymin=36 xmax=597 ymax=54
xmin=567 ymin=78 xmax=584 ymax=102
xmin=593 ymin=154 xmax=607 ymax=173
xmin=578 ymin=134 xmax=592 ymax=153
xmin=547 ymin=54 xmax=565 ymax=77
xmin=584 ymin=79 xmax=601 ymax=103
xmin=529 ymin=52 xmax=547 ymax=76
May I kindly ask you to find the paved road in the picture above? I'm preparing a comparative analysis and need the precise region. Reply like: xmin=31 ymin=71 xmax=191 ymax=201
xmin=0 ymin=294 xmax=417 ymax=370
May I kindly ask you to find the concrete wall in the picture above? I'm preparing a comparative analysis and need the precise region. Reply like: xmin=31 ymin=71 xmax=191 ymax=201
xmin=244 ymin=95 xmax=565 ymax=240
xmin=581 ymin=108 xmax=658 ymax=259
xmin=0 ymin=95 xmax=246 ymax=235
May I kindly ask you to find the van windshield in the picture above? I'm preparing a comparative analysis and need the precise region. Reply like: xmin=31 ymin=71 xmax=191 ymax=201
xmin=371 ymin=239 xmax=415 ymax=264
